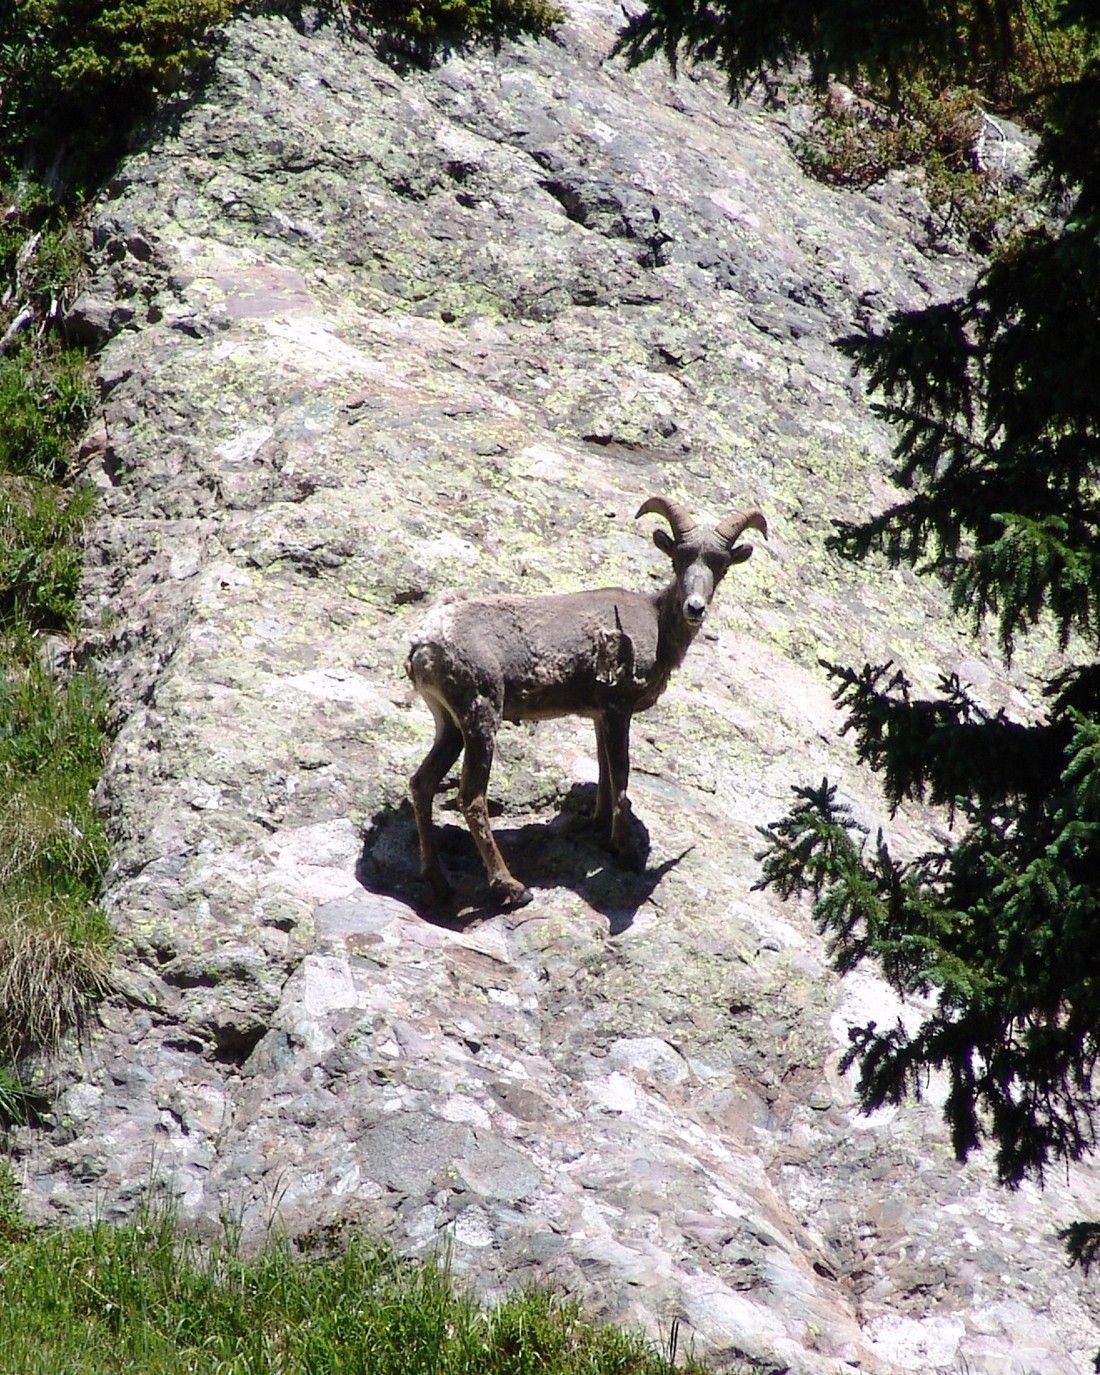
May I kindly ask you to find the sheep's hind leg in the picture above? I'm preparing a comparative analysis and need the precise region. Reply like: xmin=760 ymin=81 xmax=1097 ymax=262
xmin=410 ymin=705 xmax=463 ymax=904
xmin=459 ymin=715 xmax=532 ymax=909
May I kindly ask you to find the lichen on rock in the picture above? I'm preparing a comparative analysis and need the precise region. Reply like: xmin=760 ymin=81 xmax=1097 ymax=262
xmin=18 ymin=4 xmax=1100 ymax=1373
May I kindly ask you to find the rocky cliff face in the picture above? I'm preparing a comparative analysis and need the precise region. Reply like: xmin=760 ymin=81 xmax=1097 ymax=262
xmin=23 ymin=3 xmax=1100 ymax=1371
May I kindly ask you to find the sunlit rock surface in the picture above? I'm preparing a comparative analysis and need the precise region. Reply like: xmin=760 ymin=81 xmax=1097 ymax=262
xmin=25 ymin=4 xmax=1100 ymax=1371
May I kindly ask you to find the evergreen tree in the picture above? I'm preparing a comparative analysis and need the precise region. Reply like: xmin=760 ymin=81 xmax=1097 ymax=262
xmin=621 ymin=0 xmax=1100 ymax=1211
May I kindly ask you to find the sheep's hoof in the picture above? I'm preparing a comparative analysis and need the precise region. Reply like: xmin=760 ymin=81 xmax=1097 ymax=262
xmin=490 ymin=877 xmax=533 ymax=909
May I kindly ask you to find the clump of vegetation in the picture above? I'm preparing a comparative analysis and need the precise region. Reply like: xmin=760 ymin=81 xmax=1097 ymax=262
xmin=0 ymin=1159 xmax=31 ymax=1243
xmin=1 ymin=0 xmax=234 ymax=184
xmin=0 ymin=171 xmax=112 ymax=1060
xmin=316 ymin=0 xmax=566 ymax=65
xmin=0 ymin=125 xmax=114 ymax=1069
xmin=0 ymin=321 xmax=99 ymax=629
xmin=348 ymin=0 xmax=564 ymax=39
xmin=795 ymin=80 xmax=1024 ymax=249
xmin=0 ymin=1208 xmax=716 ymax=1375
xmin=0 ymin=657 xmax=113 ymax=1059
xmin=0 ymin=261 xmax=112 ymax=1059
xmin=791 ymin=2 xmax=1092 ymax=251
xmin=0 ymin=0 xmax=237 ymax=1067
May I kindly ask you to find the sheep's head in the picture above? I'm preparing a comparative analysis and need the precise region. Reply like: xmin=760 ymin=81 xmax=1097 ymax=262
xmin=637 ymin=496 xmax=767 ymax=627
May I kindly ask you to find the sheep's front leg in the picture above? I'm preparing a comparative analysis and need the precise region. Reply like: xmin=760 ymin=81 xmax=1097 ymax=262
xmin=459 ymin=703 xmax=532 ymax=909
xmin=593 ymin=712 xmax=615 ymax=839
xmin=599 ymin=709 xmax=644 ymax=869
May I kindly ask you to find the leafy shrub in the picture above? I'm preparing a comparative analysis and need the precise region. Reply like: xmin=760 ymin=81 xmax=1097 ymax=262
xmin=320 ymin=0 xmax=566 ymax=61
xmin=796 ymin=81 xmax=1024 ymax=248
xmin=1 ymin=0 xmax=234 ymax=180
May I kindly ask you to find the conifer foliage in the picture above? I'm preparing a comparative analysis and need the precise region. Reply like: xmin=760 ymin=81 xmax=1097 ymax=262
xmin=621 ymin=1 xmax=1100 ymax=1196
xmin=1 ymin=1 xmax=233 ymax=179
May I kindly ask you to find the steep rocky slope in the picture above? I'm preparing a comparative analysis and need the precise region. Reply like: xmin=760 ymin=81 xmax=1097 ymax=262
xmin=21 ymin=3 xmax=1100 ymax=1371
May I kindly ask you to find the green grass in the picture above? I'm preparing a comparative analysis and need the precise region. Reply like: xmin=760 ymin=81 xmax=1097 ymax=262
xmin=0 ymin=344 xmax=94 ymax=483
xmin=0 ymin=474 xmax=97 ymax=626
xmin=0 ymin=1211 xmax=719 ymax=1375
xmin=0 ymin=176 xmax=112 ymax=1061
xmin=0 ymin=655 xmax=112 ymax=1059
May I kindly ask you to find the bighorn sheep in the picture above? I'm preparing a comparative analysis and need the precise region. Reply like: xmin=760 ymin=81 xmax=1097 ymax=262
xmin=406 ymin=497 xmax=767 ymax=908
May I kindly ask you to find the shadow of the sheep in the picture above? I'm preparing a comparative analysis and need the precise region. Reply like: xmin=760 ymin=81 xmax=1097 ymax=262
xmin=356 ymin=783 xmax=691 ymax=934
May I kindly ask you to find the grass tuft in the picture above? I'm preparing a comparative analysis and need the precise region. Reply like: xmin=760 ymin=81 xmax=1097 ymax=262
xmin=0 ymin=922 xmax=113 ymax=1061
xmin=0 ymin=1208 xmax=729 ymax=1375
xmin=0 ymin=657 xmax=111 ymax=1056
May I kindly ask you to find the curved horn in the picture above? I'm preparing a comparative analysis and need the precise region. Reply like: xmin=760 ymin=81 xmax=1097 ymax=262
xmin=635 ymin=496 xmax=698 ymax=540
xmin=714 ymin=509 xmax=768 ymax=547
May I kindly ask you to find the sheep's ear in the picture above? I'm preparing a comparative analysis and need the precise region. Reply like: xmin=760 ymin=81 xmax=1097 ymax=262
xmin=652 ymin=528 xmax=676 ymax=557
xmin=729 ymin=543 xmax=754 ymax=565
